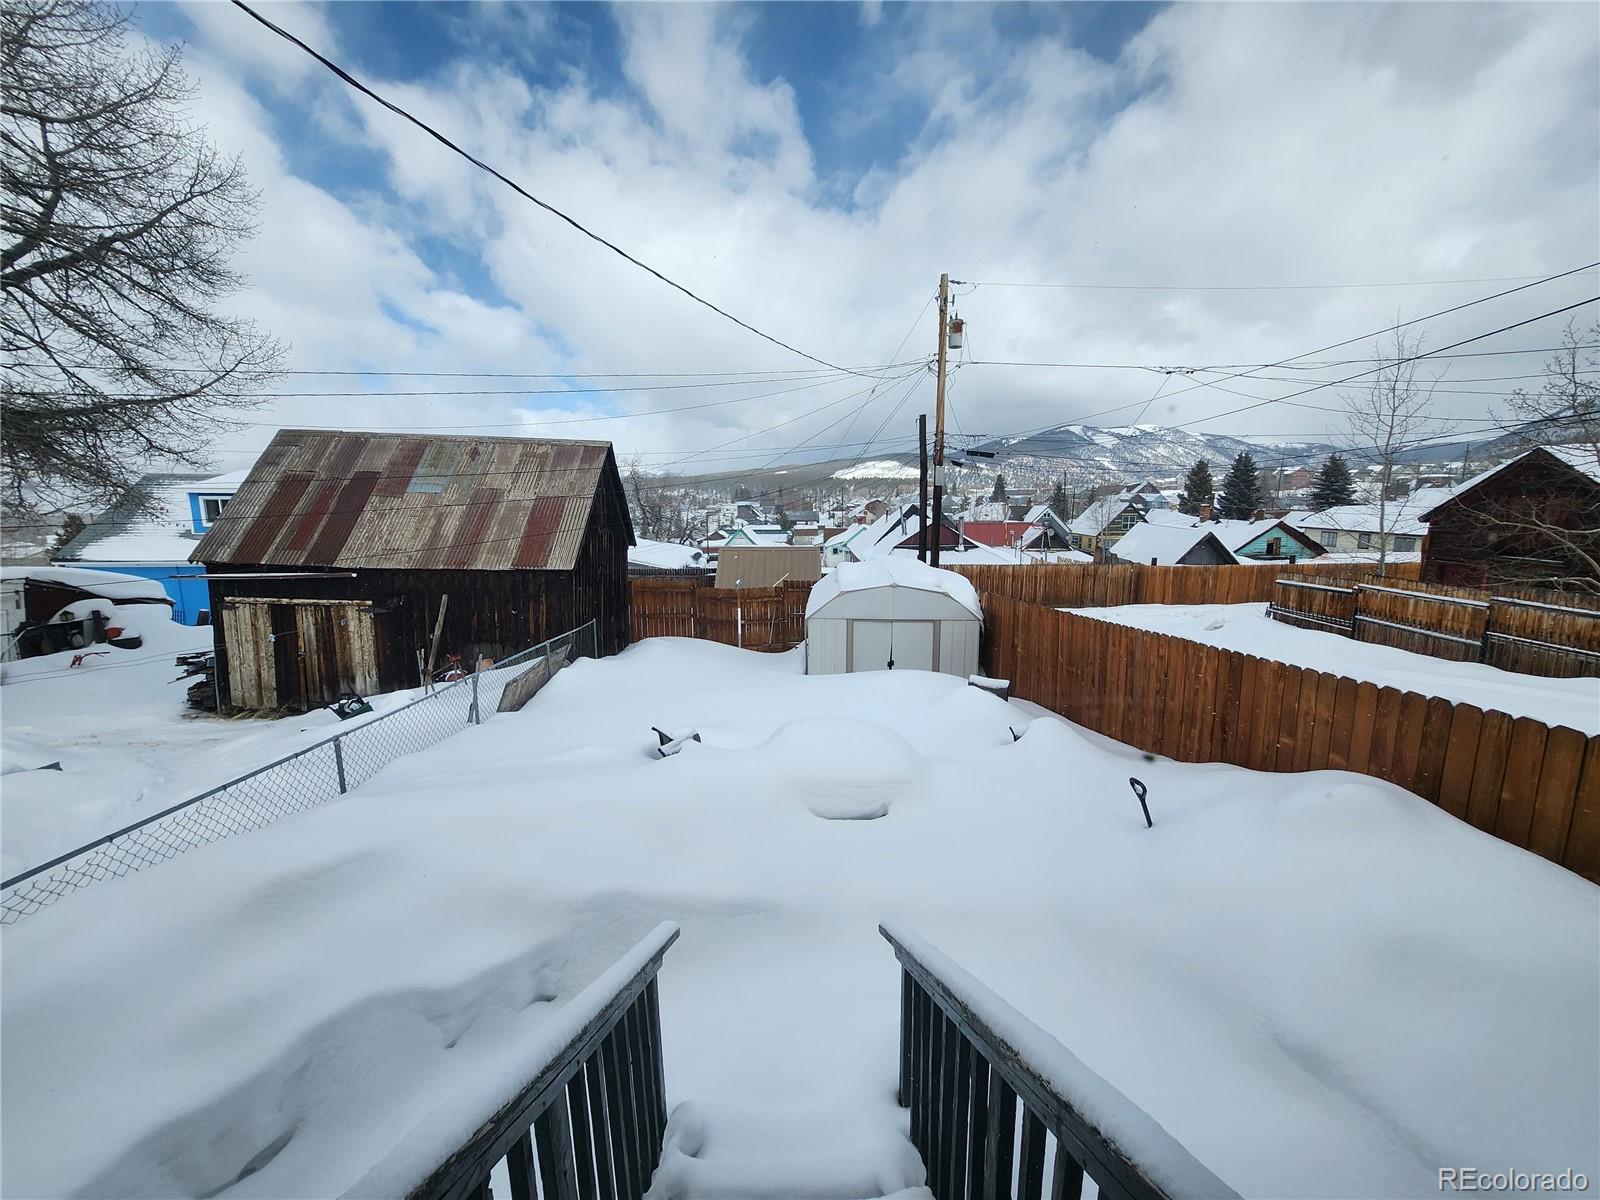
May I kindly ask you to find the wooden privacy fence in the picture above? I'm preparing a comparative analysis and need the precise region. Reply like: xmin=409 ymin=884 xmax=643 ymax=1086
xmin=982 ymin=593 xmax=1600 ymax=883
xmin=629 ymin=577 xmax=813 ymax=651
xmin=1271 ymin=578 xmax=1600 ymax=678
xmin=950 ymin=560 xmax=1419 ymax=609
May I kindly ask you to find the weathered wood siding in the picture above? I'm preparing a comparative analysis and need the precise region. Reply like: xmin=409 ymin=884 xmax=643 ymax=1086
xmin=1423 ymin=452 xmax=1600 ymax=591
xmin=207 ymin=470 xmax=629 ymax=711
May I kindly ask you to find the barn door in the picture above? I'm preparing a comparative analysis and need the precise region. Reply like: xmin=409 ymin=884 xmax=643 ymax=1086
xmin=893 ymin=622 xmax=937 ymax=671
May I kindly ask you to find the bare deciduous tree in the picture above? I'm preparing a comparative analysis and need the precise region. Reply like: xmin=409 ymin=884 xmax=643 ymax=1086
xmin=1451 ymin=320 xmax=1600 ymax=594
xmin=1343 ymin=329 xmax=1439 ymax=574
xmin=1500 ymin=319 xmax=1599 ymax=459
xmin=2 ymin=0 xmax=281 ymax=513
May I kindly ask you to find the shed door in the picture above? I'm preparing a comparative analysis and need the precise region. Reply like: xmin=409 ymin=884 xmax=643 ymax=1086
xmin=849 ymin=620 xmax=936 ymax=672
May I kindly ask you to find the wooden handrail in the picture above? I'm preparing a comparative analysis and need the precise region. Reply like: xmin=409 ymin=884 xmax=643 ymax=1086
xmin=881 ymin=924 xmax=1238 ymax=1200
xmin=353 ymin=923 xmax=679 ymax=1200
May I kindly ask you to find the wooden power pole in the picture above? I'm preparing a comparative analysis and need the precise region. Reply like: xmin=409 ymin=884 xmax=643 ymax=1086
xmin=917 ymin=413 xmax=929 ymax=562
xmin=930 ymin=272 xmax=950 ymax=568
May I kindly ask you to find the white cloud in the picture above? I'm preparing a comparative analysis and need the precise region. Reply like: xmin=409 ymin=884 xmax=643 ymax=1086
xmin=150 ymin=2 xmax=1599 ymax=479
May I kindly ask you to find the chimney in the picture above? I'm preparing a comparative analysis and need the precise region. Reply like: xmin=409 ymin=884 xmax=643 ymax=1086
xmin=1199 ymin=503 xmax=1213 ymax=521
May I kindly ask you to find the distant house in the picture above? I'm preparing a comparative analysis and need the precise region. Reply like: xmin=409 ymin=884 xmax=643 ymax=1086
xmin=1066 ymin=496 xmax=1147 ymax=554
xmin=1418 ymin=445 xmax=1600 ymax=590
xmin=1137 ymin=511 xmax=1325 ymax=563
xmin=1208 ymin=517 xmax=1325 ymax=563
xmin=1111 ymin=523 xmax=1237 ymax=566
xmin=959 ymin=521 xmax=1044 ymax=551
xmin=1286 ymin=488 xmax=1449 ymax=557
xmin=53 ymin=469 xmax=248 ymax=623
xmin=191 ymin=430 xmax=633 ymax=713
xmin=723 ymin=525 xmax=790 ymax=548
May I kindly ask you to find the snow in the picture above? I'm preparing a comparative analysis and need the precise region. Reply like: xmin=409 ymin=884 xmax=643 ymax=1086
xmin=1071 ymin=602 xmax=1600 ymax=733
xmin=2 ymin=639 xmax=1595 ymax=1199
xmin=833 ymin=459 xmax=920 ymax=481
xmin=0 ymin=564 xmax=173 ymax=604
xmin=805 ymin=558 xmax=983 ymax=620
xmin=1111 ymin=522 xmax=1236 ymax=565
xmin=0 ymin=609 xmax=430 ymax=877
xmin=631 ymin=538 xmax=708 ymax=571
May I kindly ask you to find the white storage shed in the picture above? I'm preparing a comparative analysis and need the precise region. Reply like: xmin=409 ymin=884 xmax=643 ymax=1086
xmin=804 ymin=559 xmax=982 ymax=675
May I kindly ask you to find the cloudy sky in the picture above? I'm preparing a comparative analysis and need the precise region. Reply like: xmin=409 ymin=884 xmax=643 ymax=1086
xmin=136 ymin=0 xmax=1598 ymax=478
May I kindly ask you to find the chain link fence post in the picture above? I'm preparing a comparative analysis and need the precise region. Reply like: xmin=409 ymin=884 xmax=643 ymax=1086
xmin=470 ymin=672 xmax=480 ymax=726
xmin=333 ymin=738 xmax=348 ymax=794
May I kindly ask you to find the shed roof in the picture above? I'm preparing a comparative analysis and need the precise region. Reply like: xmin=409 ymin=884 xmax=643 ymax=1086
xmin=190 ymin=429 xmax=630 ymax=572
xmin=805 ymin=558 xmax=982 ymax=620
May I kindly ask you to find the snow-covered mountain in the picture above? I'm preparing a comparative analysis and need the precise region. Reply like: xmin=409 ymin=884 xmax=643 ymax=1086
xmin=968 ymin=423 xmax=1336 ymax=477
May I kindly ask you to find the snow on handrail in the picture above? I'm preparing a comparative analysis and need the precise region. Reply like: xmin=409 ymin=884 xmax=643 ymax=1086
xmin=881 ymin=922 xmax=1238 ymax=1200
xmin=353 ymin=921 xmax=680 ymax=1200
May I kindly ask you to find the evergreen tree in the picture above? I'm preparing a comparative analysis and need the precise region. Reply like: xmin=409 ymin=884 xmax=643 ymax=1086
xmin=1310 ymin=454 xmax=1356 ymax=510
xmin=1048 ymin=478 xmax=1070 ymax=519
xmin=990 ymin=473 xmax=1007 ymax=503
xmin=1178 ymin=459 xmax=1214 ymax=515
xmin=48 ymin=513 xmax=86 ymax=556
xmin=1216 ymin=451 xmax=1264 ymax=519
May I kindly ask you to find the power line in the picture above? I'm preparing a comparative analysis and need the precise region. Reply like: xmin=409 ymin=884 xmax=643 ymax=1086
xmin=959 ymin=345 xmax=1596 ymax=371
xmin=229 ymin=0 xmax=858 ymax=376
xmin=211 ymin=371 xmax=891 ymax=432
xmin=1168 ymin=295 xmax=1598 ymax=430
xmin=950 ymin=271 xmax=1594 ymax=293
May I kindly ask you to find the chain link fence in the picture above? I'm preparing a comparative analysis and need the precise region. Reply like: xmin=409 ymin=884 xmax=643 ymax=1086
xmin=0 ymin=621 xmax=597 ymax=925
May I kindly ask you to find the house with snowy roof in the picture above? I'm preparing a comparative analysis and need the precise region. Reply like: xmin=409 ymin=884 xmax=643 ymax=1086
xmin=1111 ymin=522 xmax=1237 ymax=566
xmin=52 ymin=469 xmax=249 ymax=623
xmin=1065 ymin=494 xmax=1147 ymax=554
xmin=1286 ymin=487 xmax=1451 ymax=558
xmin=1418 ymin=444 xmax=1600 ymax=590
xmin=1134 ymin=509 xmax=1325 ymax=563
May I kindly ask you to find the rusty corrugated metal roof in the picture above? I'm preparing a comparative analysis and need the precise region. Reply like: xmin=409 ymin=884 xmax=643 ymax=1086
xmin=190 ymin=430 xmax=630 ymax=572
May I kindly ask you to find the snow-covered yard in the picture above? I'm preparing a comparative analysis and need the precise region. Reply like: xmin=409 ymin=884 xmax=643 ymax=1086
xmin=1070 ymin=602 xmax=1600 ymax=733
xmin=2 ymin=639 xmax=1596 ymax=1199
xmin=1 ymin=613 xmax=432 ymax=878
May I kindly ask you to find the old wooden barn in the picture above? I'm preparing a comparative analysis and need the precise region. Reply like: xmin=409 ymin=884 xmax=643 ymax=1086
xmin=190 ymin=429 xmax=633 ymax=712
xmin=1420 ymin=445 xmax=1600 ymax=591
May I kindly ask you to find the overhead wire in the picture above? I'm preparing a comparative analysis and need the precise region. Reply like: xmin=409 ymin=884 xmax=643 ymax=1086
xmin=228 ymin=0 xmax=862 ymax=375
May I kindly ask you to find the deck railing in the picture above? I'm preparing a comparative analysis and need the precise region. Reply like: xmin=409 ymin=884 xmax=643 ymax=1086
xmin=882 ymin=924 xmax=1238 ymax=1200
xmin=395 ymin=923 xmax=678 ymax=1200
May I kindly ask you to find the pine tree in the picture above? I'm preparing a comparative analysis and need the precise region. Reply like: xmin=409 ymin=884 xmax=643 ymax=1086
xmin=1310 ymin=454 xmax=1356 ymax=510
xmin=48 ymin=513 xmax=86 ymax=556
xmin=1178 ymin=459 xmax=1214 ymax=515
xmin=990 ymin=473 xmax=1007 ymax=503
xmin=1048 ymin=478 xmax=1069 ymax=519
xmin=1216 ymin=451 xmax=1264 ymax=519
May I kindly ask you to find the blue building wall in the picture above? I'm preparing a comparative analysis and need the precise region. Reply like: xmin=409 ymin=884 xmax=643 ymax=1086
xmin=1232 ymin=528 xmax=1321 ymax=562
xmin=187 ymin=492 xmax=233 ymax=534
xmin=72 ymin=562 xmax=210 ymax=625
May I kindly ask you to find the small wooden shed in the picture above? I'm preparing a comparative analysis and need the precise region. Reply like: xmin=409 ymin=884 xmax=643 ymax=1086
xmin=190 ymin=429 xmax=633 ymax=712
xmin=804 ymin=559 xmax=982 ymax=676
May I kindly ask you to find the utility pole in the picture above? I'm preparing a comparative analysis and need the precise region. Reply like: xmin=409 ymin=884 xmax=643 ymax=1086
xmin=917 ymin=413 xmax=929 ymax=562
xmin=931 ymin=271 xmax=950 ymax=568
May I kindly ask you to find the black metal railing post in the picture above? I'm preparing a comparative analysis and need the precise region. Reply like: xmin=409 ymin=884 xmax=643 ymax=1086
xmin=405 ymin=924 xmax=678 ymax=1200
xmin=881 ymin=924 xmax=1238 ymax=1200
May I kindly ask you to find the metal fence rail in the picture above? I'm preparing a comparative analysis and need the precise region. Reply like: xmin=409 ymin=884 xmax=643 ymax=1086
xmin=0 ymin=621 xmax=598 ymax=925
